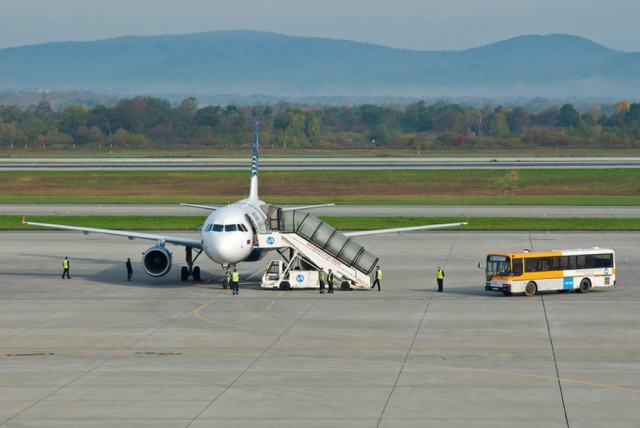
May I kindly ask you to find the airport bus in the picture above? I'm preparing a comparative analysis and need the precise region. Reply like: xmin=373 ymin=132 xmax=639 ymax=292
xmin=485 ymin=248 xmax=615 ymax=296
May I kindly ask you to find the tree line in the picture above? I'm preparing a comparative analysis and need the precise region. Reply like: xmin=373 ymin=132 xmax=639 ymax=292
xmin=1 ymin=97 xmax=639 ymax=151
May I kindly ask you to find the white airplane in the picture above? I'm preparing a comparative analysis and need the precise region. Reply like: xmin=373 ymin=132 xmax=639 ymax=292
xmin=23 ymin=123 xmax=467 ymax=285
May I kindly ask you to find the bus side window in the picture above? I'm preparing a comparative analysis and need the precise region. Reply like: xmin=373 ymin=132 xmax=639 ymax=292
xmin=594 ymin=253 xmax=613 ymax=268
xmin=512 ymin=258 xmax=523 ymax=276
xmin=525 ymin=258 xmax=537 ymax=272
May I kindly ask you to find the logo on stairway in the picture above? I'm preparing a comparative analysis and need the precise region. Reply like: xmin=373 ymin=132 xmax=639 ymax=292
xmin=266 ymin=236 xmax=275 ymax=245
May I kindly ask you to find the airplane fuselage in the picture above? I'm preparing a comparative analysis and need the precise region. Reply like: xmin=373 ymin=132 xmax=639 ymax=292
xmin=201 ymin=197 xmax=267 ymax=265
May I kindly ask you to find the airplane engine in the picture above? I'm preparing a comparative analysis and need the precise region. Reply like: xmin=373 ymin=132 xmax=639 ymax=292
xmin=142 ymin=246 xmax=172 ymax=277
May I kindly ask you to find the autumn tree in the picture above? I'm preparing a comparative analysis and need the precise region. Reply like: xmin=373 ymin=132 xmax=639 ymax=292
xmin=178 ymin=97 xmax=198 ymax=114
xmin=506 ymin=107 xmax=530 ymax=134
xmin=400 ymin=101 xmax=432 ymax=132
xmin=275 ymin=109 xmax=306 ymax=148
xmin=556 ymin=104 xmax=580 ymax=128
xmin=615 ymin=100 xmax=631 ymax=115
xmin=59 ymin=104 xmax=89 ymax=136
xmin=481 ymin=109 xmax=509 ymax=137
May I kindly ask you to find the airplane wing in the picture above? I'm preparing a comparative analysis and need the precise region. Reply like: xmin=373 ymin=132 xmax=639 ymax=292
xmin=343 ymin=220 xmax=468 ymax=237
xmin=282 ymin=203 xmax=335 ymax=211
xmin=181 ymin=203 xmax=335 ymax=212
xmin=22 ymin=218 xmax=203 ymax=249
xmin=179 ymin=203 xmax=219 ymax=211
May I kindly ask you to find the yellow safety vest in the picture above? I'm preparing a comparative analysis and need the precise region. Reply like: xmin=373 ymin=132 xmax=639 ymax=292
xmin=376 ymin=269 xmax=382 ymax=280
xmin=327 ymin=272 xmax=334 ymax=282
xmin=232 ymin=272 xmax=239 ymax=281
xmin=63 ymin=259 xmax=69 ymax=269
xmin=319 ymin=271 xmax=325 ymax=281
xmin=437 ymin=269 xmax=444 ymax=279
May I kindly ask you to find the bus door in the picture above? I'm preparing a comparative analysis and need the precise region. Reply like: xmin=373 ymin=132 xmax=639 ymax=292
xmin=512 ymin=258 xmax=523 ymax=277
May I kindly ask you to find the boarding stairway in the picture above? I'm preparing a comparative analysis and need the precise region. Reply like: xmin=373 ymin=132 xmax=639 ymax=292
xmin=255 ymin=207 xmax=378 ymax=289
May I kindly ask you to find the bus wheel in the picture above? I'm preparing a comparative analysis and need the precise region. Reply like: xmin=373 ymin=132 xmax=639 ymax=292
xmin=578 ymin=278 xmax=591 ymax=293
xmin=524 ymin=282 xmax=537 ymax=297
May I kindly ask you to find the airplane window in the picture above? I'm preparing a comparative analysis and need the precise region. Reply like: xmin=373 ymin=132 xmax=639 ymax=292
xmin=238 ymin=224 xmax=248 ymax=232
xmin=225 ymin=224 xmax=237 ymax=232
xmin=212 ymin=224 xmax=223 ymax=232
xmin=204 ymin=224 xmax=213 ymax=232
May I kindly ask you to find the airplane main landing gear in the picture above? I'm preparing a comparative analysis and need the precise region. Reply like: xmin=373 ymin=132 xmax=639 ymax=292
xmin=181 ymin=266 xmax=201 ymax=281
xmin=181 ymin=247 xmax=203 ymax=282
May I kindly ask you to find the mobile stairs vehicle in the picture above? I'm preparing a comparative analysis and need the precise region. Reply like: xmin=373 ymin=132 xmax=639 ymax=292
xmin=256 ymin=208 xmax=377 ymax=290
xmin=261 ymin=259 xmax=320 ymax=290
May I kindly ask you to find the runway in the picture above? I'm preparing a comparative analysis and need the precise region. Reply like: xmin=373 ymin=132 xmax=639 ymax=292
xmin=1 ymin=230 xmax=638 ymax=426
xmin=1 ymin=156 xmax=640 ymax=170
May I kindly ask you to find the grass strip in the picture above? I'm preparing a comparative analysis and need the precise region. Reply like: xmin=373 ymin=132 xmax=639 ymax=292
xmin=2 ymin=169 xmax=640 ymax=205
xmin=321 ymin=216 xmax=640 ymax=231
xmin=8 ymin=216 xmax=640 ymax=231
xmin=2 ymin=196 xmax=640 ymax=206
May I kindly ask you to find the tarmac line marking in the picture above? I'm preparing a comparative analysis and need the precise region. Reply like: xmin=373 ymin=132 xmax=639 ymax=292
xmin=413 ymin=361 xmax=640 ymax=394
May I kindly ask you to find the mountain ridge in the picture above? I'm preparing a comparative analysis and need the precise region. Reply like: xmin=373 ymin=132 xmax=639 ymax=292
xmin=0 ymin=30 xmax=637 ymax=98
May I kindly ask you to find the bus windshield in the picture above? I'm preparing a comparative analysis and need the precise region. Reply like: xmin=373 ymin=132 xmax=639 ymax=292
xmin=486 ymin=255 xmax=511 ymax=279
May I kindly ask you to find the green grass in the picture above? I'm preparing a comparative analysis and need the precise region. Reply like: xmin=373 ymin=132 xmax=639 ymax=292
xmin=9 ymin=215 xmax=640 ymax=231
xmin=2 ymin=195 xmax=639 ymax=206
xmin=318 ymin=196 xmax=640 ymax=206
xmin=322 ymin=217 xmax=640 ymax=231
xmin=2 ymin=169 xmax=640 ymax=205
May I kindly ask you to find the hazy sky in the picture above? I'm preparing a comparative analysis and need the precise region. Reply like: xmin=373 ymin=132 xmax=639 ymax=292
xmin=1 ymin=0 xmax=639 ymax=52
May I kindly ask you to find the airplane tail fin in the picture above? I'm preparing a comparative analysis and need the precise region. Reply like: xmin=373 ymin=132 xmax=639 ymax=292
xmin=249 ymin=122 xmax=259 ymax=200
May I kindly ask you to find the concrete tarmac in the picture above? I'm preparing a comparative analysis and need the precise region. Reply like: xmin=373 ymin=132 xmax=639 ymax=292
xmin=1 ymin=230 xmax=639 ymax=427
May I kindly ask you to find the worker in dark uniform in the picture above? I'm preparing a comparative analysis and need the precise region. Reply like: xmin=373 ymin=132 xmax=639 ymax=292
xmin=327 ymin=269 xmax=334 ymax=294
xmin=319 ymin=268 xmax=325 ymax=294
xmin=232 ymin=268 xmax=239 ymax=295
xmin=436 ymin=266 xmax=445 ymax=292
xmin=126 ymin=258 xmax=133 ymax=281
xmin=61 ymin=256 xmax=71 ymax=279
xmin=372 ymin=265 xmax=382 ymax=291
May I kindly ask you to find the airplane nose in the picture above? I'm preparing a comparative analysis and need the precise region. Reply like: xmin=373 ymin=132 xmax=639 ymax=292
xmin=204 ymin=233 xmax=251 ymax=264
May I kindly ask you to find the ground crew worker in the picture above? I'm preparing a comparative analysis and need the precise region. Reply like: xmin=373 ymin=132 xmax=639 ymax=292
xmin=61 ymin=256 xmax=70 ymax=279
xmin=436 ymin=266 xmax=445 ymax=292
xmin=319 ymin=268 xmax=325 ymax=294
xmin=372 ymin=265 xmax=381 ymax=291
xmin=126 ymin=258 xmax=133 ymax=281
xmin=327 ymin=269 xmax=334 ymax=294
xmin=232 ymin=268 xmax=239 ymax=295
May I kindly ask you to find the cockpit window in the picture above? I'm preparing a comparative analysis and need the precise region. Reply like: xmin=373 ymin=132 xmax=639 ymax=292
xmin=210 ymin=223 xmax=248 ymax=232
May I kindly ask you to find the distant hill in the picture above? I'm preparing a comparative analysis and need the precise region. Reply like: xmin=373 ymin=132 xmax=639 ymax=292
xmin=0 ymin=31 xmax=638 ymax=99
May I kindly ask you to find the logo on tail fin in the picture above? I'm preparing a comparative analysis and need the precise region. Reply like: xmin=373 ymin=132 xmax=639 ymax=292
xmin=249 ymin=122 xmax=259 ymax=200
xmin=251 ymin=122 xmax=259 ymax=178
